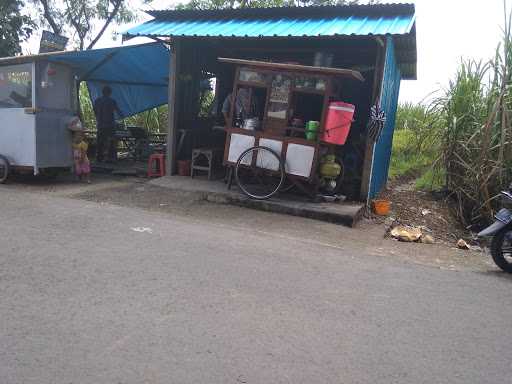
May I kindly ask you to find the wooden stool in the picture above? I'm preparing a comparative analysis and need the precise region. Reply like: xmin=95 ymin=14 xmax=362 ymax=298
xmin=191 ymin=148 xmax=223 ymax=180
xmin=147 ymin=153 xmax=166 ymax=177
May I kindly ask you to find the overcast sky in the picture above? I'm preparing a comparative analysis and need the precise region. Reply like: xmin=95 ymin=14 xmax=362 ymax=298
xmin=24 ymin=0 xmax=509 ymax=104
xmin=398 ymin=0 xmax=506 ymax=103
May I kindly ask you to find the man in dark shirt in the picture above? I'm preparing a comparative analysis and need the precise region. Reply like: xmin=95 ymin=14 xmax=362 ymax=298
xmin=94 ymin=86 xmax=120 ymax=162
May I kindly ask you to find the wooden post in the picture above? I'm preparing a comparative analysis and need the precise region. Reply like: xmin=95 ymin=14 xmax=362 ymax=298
xmin=166 ymin=39 xmax=181 ymax=175
xmin=360 ymin=38 xmax=386 ymax=201
xmin=76 ymin=80 xmax=82 ymax=118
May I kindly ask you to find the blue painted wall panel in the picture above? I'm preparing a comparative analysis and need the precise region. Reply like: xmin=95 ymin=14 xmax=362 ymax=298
xmin=369 ymin=36 xmax=401 ymax=199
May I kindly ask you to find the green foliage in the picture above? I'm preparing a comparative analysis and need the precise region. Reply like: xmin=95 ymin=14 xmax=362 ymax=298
xmin=389 ymin=128 xmax=434 ymax=180
xmin=124 ymin=105 xmax=168 ymax=133
xmin=395 ymin=101 xmax=443 ymax=153
xmin=176 ymin=0 xmax=374 ymax=11
xmin=79 ymin=83 xmax=168 ymax=133
xmin=0 ymin=0 xmax=33 ymax=57
xmin=30 ymin=0 xmax=139 ymax=50
xmin=434 ymin=53 xmax=512 ymax=224
xmin=391 ymin=4 xmax=512 ymax=226
xmin=389 ymin=103 xmax=442 ymax=182
xmin=415 ymin=167 xmax=445 ymax=191
xmin=390 ymin=60 xmax=501 ymax=225
xmin=79 ymin=83 xmax=96 ymax=130
xmin=198 ymin=89 xmax=215 ymax=117
xmin=437 ymin=60 xmax=490 ymax=175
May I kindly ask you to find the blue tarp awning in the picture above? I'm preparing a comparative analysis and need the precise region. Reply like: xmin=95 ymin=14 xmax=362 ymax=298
xmin=49 ymin=43 xmax=170 ymax=118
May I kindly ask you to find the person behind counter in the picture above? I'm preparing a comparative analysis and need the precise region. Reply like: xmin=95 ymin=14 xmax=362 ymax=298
xmin=221 ymin=87 xmax=259 ymax=127
xmin=94 ymin=85 xmax=120 ymax=163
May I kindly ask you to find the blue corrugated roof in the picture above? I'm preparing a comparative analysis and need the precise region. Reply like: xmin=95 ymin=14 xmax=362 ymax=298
xmin=124 ymin=4 xmax=415 ymax=38
xmin=123 ymin=4 xmax=416 ymax=78
xmin=126 ymin=15 xmax=414 ymax=38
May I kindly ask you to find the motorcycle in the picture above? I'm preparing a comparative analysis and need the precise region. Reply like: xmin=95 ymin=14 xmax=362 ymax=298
xmin=478 ymin=186 xmax=512 ymax=273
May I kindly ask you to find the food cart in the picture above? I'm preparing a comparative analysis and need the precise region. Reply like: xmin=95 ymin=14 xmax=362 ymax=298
xmin=0 ymin=59 xmax=77 ymax=183
xmin=221 ymin=58 xmax=364 ymax=200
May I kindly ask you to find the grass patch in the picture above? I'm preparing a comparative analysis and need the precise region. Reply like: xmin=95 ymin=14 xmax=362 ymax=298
xmin=415 ymin=167 xmax=445 ymax=191
xmin=389 ymin=129 xmax=435 ymax=181
xmin=389 ymin=102 xmax=443 ymax=190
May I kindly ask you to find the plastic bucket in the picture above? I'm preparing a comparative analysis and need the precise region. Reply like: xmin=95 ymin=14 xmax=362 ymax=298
xmin=305 ymin=120 xmax=320 ymax=141
xmin=322 ymin=102 xmax=355 ymax=145
xmin=372 ymin=199 xmax=391 ymax=216
xmin=178 ymin=160 xmax=191 ymax=176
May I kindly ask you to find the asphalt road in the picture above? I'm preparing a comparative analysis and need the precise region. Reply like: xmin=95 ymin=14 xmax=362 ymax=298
xmin=1 ymin=186 xmax=511 ymax=384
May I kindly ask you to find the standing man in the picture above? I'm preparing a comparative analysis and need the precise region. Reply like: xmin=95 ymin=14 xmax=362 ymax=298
xmin=221 ymin=87 xmax=258 ymax=126
xmin=94 ymin=86 xmax=121 ymax=162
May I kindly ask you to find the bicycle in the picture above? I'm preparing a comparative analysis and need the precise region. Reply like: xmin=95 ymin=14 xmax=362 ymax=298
xmin=234 ymin=145 xmax=286 ymax=200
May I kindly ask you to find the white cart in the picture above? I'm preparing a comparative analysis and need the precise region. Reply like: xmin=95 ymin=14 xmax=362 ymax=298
xmin=0 ymin=58 xmax=77 ymax=182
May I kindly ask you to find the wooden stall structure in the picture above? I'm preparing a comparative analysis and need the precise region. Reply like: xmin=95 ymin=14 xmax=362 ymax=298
xmin=221 ymin=58 xmax=364 ymax=198
xmin=124 ymin=4 xmax=417 ymax=201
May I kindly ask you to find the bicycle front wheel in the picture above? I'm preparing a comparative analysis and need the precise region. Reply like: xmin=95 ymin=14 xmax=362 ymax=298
xmin=235 ymin=146 xmax=285 ymax=200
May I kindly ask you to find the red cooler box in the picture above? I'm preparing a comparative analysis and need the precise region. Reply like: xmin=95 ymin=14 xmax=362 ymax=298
xmin=322 ymin=102 xmax=355 ymax=145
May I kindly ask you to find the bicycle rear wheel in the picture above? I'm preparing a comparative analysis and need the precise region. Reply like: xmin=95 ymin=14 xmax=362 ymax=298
xmin=235 ymin=146 xmax=285 ymax=200
xmin=0 ymin=155 xmax=10 ymax=184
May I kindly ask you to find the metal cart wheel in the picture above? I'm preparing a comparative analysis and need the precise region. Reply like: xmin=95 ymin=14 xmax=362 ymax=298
xmin=0 ymin=154 xmax=10 ymax=184
xmin=235 ymin=146 xmax=285 ymax=200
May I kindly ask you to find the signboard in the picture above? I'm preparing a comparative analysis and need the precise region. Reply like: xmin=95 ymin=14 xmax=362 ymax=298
xmin=39 ymin=30 xmax=68 ymax=53
xmin=269 ymin=75 xmax=291 ymax=104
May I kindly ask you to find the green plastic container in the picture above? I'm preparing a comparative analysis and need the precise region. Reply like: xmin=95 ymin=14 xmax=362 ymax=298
xmin=305 ymin=120 xmax=320 ymax=140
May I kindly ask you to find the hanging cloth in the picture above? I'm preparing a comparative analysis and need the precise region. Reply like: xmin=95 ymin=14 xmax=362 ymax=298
xmin=368 ymin=105 xmax=386 ymax=142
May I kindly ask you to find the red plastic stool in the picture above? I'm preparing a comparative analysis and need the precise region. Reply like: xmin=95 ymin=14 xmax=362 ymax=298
xmin=147 ymin=153 xmax=166 ymax=177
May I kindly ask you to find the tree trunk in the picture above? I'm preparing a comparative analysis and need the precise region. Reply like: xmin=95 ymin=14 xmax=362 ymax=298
xmin=39 ymin=0 xmax=62 ymax=34
xmin=86 ymin=0 xmax=122 ymax=50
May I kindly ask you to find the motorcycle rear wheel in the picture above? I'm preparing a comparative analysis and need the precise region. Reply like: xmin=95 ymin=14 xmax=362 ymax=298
xmin=491 ymin=228 xmax=512 ymax=273
xmin=0 ymin=154 xmax=10 ymax=184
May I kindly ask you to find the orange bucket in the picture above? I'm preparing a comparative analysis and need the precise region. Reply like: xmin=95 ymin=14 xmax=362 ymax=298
xmin=372 ymin=199 xmax=391 ymax=215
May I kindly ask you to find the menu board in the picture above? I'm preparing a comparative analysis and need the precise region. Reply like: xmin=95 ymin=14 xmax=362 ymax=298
xmin=269 ymin=75 xmax=291 ymax=103
xmin=268 ymin=75 xmax=291 ymax=119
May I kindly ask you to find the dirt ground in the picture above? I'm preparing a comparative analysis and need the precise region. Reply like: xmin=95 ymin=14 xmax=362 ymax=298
xmin=376 ymin=180 xmax=473 ymax=246
xmin=1 ymin=172 xmax=495 ymax=273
